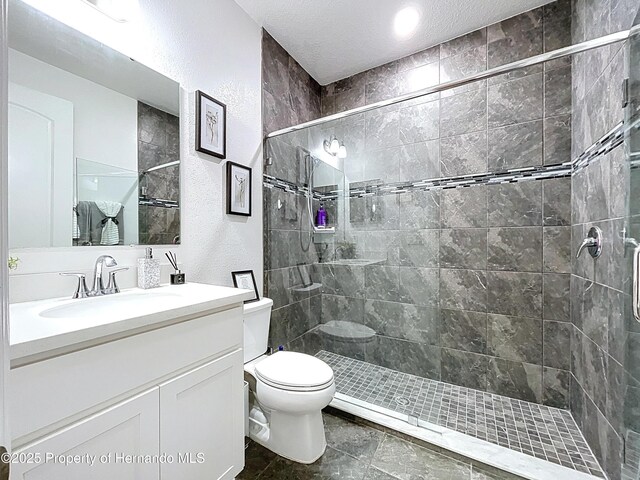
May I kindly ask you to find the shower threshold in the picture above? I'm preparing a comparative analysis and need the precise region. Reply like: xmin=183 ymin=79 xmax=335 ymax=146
xmin=316 ymin=351 xmax=604 ymax=480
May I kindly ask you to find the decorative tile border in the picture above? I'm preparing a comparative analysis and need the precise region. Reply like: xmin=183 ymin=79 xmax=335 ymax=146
xmin=263 ymin=117 xmax=629 ymax=201
xmin=264 ymin=161 xmax=572 ymax=201
xmin=345 ymin=162 xmax=572 ymax=199
xmin=573 ymin=121 xmax=625 ymax=173
xmin=138 ymin=197 xmax=180 ymax=208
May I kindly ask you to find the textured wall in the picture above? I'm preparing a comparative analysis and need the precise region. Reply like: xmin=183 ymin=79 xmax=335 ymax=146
xmin=293 ymin=2 xmax=574 ymax=408
xmin=570 ymin=0 xmax=640 ymax=479
xmin=8 ymin=0 xmax=264 ymax=302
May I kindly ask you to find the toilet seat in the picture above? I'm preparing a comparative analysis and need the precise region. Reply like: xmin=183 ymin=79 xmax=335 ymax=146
xmin=254 ymin=351 xmax=334 ymax=392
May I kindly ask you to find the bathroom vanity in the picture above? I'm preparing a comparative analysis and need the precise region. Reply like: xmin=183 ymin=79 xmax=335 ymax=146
xmin=8 ymin=283 xmax=253 ymax=480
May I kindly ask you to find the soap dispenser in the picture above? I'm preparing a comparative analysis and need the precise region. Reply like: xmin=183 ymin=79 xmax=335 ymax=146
xmin=138 ymin=247 xmax=160 ymax=289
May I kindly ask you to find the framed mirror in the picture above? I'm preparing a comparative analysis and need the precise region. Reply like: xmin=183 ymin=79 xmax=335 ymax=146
xmin=8 ymin=0 xmax=181 ymax=248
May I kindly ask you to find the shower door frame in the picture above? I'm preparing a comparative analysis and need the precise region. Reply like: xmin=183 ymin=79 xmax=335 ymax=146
xmin=266 ymin=30 xmax=632 ymax=140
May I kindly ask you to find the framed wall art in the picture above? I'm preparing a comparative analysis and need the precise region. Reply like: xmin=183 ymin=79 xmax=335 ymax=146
xmin=226 ymin=161 xmax=251 ymax=216
xmin=196 ymin=90 xmax=226 ymax=159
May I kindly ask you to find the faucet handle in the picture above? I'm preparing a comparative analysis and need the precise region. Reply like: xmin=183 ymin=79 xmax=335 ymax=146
xmin=59 ymin=273 xmax=90 ymax=299
xmin=106 ymin=267 xmax=129 ymax=294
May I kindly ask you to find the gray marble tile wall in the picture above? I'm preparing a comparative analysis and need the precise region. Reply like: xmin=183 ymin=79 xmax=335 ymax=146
xmin=262 ymin=30 xmax=321 ymax=136
xmin=262 ymin=30 xmax=324 ymax=349
xmin=308 ymin=2 xmax=574 ymax=409
xmin=570 ymin=1 xmax=640 ymax=479
xmin=137 ymin=102 xmax=180 ymax=245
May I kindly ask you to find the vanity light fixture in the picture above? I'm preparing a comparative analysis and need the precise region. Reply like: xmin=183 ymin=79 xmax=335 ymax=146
xmin=323 ymin=136 xmax=347 ymax=159
xmin=394 ymin=6 xmax=420 ymax=39
xmin=80 ymin=0 xmax=131 ymax=22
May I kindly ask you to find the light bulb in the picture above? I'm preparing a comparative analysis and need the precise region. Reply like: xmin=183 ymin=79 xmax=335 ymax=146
xmin=330 ymin=138 xmax=340 ymax=155
xmin=394 ymin=6 xmax=420 ymax=39
xmin=338 ymin=144 xmax=347 ymax=159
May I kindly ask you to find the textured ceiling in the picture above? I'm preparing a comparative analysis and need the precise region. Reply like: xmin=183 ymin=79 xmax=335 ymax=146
xmin=234 ymin=0 xmax=556 ymax=85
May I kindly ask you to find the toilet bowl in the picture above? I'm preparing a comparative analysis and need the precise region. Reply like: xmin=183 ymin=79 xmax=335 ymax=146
xmin=243 ymin=299 xmax=335 ymax=464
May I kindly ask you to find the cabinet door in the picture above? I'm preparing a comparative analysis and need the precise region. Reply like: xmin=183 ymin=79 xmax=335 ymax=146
xmin=11 ymin=388 xmax=160 ymax=480
xmin=159 ymin=349 xmax=244 ymax=480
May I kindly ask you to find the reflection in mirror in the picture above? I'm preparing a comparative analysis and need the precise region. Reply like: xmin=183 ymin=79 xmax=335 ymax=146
xmin=74 ymin=159 xmax=138 ymax=246
xmin=7 ymin=0 xmax=180 ymax=248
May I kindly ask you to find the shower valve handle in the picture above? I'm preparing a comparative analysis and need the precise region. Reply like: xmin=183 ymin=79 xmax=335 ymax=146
xmin=576 ymin=227 xmax=603 ymax=259
xmin=576 ymin=238 xmax=597 ymax=257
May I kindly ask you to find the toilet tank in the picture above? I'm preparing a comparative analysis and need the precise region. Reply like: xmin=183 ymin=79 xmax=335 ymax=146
xmin=243 ymin=298 xmax=273 ymax=363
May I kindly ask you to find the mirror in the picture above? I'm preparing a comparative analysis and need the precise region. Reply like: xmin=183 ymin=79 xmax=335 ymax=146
xmin=7 ymin=0 xmax=181 ymax=248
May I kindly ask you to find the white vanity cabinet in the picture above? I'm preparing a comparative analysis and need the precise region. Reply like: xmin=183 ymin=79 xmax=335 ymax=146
xmin=11 ymin=389 xmax=161 ymax=480
xmin=159 ymin=349 xmax=244 ymax=480
xmin=8 ymin=286 xmax=250 ymax=480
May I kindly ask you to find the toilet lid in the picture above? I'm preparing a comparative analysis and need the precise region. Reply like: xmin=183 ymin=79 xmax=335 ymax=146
xmin=254 ymin=351 xmax=334 ymax=390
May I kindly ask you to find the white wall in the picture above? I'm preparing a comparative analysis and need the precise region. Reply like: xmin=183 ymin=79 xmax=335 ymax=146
xmin=8 ymin=0 xmax=263 ymax=303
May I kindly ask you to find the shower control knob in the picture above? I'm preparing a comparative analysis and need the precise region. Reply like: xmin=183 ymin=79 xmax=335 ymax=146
xmin=576 ymin=226 xmax=603 ymax=259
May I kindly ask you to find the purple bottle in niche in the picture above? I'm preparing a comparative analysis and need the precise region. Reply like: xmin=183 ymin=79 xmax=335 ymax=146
xmin=316 ymin=203 xmax=327 ymax=227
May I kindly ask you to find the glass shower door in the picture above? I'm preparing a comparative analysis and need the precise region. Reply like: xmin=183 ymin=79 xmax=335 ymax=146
xmin=623 ymin=23 xmax=640 ymax=480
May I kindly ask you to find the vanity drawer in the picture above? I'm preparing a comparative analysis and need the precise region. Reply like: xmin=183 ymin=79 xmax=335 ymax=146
xmin=10 ymin=306 xmax=243 ymax=445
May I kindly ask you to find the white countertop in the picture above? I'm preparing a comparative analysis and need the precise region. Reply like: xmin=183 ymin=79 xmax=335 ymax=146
xmin=10 ymin=282 xmax=254 ymax=366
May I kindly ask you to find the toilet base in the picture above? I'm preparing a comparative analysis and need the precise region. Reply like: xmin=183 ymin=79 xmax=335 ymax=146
xmin=249 ymin=408 xmax=327 ymax=464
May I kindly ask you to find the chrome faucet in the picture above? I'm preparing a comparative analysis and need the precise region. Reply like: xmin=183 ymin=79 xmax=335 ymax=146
xmin=92 ymin=255 xmax=118 ymax=295
xmin=60 ymin=255 xmax=128 ymax=299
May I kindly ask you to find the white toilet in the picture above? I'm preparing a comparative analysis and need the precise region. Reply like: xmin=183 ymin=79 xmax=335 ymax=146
xmin=243 ymin=298 xmax=335 ymax=464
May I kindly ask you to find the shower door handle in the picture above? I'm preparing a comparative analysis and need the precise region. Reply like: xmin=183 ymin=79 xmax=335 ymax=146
xmin=634 ymin=244 xmax=640 ymax=322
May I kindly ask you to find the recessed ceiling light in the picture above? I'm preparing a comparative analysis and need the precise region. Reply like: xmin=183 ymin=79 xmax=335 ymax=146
xmin=394 ymin=6 xmax=420 ymax=38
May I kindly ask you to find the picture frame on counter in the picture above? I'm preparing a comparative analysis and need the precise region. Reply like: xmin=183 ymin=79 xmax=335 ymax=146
xmin=231 ymin=270 xmax=260 ymax=303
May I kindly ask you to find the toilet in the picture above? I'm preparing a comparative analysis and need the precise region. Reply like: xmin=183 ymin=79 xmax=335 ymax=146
xmin=242 ymin=298 xmax=335 ymax=464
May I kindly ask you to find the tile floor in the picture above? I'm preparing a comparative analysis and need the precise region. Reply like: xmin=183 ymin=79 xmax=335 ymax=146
xmin=239 ymin=412 xmax=524 ymax=480
xmin=316 ymin=351 xmax=604 ymax=478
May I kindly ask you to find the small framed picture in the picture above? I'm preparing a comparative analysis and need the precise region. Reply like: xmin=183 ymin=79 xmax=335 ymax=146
xmin=196 ymin=90 xmax=226 ymax=159
xmin=227 ymin=161 xmax=252 ymax=216
xmin=231 ymin=270 xmax=260 ymax=303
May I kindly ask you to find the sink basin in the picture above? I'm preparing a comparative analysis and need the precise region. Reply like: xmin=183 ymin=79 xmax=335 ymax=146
xmin=9 ymin=283 xmax=256 ymax=362
xmin=40 ymin=291 xmax=181 ymax=320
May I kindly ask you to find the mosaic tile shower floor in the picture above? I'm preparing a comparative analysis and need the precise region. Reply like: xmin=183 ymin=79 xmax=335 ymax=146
xmin=316 ymin=350 xmax=604 ymax=478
